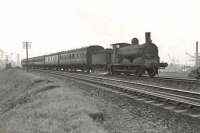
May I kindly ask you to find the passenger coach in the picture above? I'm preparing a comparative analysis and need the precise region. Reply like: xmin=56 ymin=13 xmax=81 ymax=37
xmin=58 ymin=45 xmax=104 ymax=72
xmin=22 ymin=45 xmax=104 ymax=72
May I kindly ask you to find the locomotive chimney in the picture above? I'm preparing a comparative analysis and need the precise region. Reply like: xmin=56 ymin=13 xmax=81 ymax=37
xmin=145 ymin=32 xmax=152 ymax=43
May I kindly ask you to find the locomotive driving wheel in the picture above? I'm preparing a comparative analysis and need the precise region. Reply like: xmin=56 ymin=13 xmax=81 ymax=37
xmin=135 ymin=69 xmax=145 ymax=77
xmin=147 ymin=69 xmax=156 ymax=77
xmin=147 ymin=63 xmax=158 ymax=77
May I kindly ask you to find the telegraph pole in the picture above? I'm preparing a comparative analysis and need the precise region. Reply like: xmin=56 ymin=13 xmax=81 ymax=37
xmin=196 ymin=41 xmax=199 ymax=67
xmin=23 ymin=41 xmax=31 ymax=71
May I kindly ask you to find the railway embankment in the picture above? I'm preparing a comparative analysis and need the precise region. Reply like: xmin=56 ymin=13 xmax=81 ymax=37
xmin=0 ymin=69 xmax=107 ymax=133
xmin=0 ymin=69 xmax=200 ymax=133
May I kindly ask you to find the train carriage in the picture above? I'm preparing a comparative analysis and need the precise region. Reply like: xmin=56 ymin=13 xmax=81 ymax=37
xmin=21 ymin=56 xmax=45 ymax=68
xmin=31 ymin=56 xmax=45 ymax=69
xmin=44 ymin=53 xmax=59 ymax=69
xmin=21 ymin=59 xmax=27 ymax=67
xmin=59 ymin=45 xmax=104 ymax=72
xmin=91 ymin=49 xmax=112 ymax=72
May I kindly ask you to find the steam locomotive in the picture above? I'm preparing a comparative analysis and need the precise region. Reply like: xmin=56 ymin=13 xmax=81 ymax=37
xmin=21 ymin=32 xmax=167 ymax=77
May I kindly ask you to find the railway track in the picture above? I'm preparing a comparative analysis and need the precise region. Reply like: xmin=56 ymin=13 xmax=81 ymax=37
xmin=147 ymin=75 xmax=198 ymax=84
xmin=110 ymin=74 xmax=199 ymax=86
xmin=31 ymin=69 xmax=200 ymax=118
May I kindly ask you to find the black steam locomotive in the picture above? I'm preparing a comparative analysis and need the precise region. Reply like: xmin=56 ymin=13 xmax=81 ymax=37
xmin=21 ymin=32 xmax=167 ymax=77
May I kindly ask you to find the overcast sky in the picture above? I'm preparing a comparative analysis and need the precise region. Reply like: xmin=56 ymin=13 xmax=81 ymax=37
xmin=0 ymin=0 xmax=199 ymax=65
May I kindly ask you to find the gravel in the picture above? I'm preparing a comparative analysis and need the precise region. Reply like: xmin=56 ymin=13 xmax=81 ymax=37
xmin=70 ymin=81 xmax=200 ymax=133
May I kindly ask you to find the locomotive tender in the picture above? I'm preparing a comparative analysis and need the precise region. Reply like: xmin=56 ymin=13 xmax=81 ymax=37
xmin=22 ymin=32 xmax=167 ymax=77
